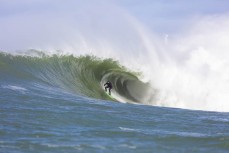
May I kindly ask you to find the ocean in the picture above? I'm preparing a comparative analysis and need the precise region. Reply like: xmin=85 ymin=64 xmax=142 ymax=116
xmin=0 ymin=52 xmax=228 ymax=153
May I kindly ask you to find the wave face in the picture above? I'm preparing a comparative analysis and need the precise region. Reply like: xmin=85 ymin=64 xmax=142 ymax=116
xmin=0 ymin=52 xmax=152 ymax=103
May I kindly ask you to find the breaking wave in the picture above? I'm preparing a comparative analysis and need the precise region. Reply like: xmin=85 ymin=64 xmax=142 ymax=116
xmin=0 ymin=52 xmax=152 ymax=103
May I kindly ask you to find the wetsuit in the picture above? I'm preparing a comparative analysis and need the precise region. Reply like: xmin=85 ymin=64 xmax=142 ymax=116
xmin=104 ymin=81 xmax=112 ymax=95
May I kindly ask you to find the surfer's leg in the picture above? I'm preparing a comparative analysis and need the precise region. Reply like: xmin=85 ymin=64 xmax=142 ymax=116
xmin=109 ymin=88 xmax=111 ymax=95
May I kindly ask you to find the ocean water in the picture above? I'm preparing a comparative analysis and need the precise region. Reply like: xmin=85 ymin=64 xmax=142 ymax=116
xmin=0 ymin=52 xmax=229 ymax=153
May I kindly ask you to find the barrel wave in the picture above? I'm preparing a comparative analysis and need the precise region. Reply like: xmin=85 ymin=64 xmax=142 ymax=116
xmin=0 ymin=52 xmax=151 ymax=103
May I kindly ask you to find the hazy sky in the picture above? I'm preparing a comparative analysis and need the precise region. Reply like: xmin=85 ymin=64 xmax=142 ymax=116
xmin=0 ymin=0 xmax=229 ymax=51
xmin=117 ymin=0 xmax=229 ymax=31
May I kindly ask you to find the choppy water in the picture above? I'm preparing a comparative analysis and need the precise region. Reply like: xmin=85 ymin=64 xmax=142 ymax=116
xmin=0 ymin=52 xmax=229 ymax=153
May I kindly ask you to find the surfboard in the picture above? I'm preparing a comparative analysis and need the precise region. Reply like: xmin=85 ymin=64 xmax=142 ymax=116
xmin=105 ymin=90 xmax=116 ymax=100
xmin=105 ymin=90 xmax=112 ymax=97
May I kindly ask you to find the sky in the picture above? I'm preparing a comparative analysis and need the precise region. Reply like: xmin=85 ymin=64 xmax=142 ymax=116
xmin=0 ymin=0 xmax=229 ymax=51
xmin=117 ymin=0 xmax=229 ymax=32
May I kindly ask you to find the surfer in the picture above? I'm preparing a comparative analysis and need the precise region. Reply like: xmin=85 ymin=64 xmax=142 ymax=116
xmin=104 ymin=81 xmax=112 ymax=95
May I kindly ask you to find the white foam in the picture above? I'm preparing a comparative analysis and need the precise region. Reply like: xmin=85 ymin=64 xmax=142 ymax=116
xmin=119 ymin=127 xmax=139 ymax=132
xmin=144 ymin=15 xmax=229 ymax=112
xmin=2 ymin=85 xmax=27 ymax=92
xmin=119 ymin=144 xmax=137 ymax=149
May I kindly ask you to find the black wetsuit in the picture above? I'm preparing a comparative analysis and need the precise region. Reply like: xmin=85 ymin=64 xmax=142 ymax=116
xmin=104 ymin=81 xmax=112 ymax=95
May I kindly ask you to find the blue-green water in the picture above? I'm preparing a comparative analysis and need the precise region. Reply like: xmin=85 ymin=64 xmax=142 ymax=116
xmin=0 ymin=52 xmax=229 ymax=153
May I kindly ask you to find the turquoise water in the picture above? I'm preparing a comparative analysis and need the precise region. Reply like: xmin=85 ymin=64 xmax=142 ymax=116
xmin=0 ymin=52 xmax=229 ymax=152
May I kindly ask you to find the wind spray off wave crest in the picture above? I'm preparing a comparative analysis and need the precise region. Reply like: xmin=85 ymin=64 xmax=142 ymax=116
xmin=146 ymin=15 xmax=229 ymax=112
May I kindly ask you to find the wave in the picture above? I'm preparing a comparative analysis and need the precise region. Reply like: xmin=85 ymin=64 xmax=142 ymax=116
xmin=0 ymin=51 xmax=152 ymax=103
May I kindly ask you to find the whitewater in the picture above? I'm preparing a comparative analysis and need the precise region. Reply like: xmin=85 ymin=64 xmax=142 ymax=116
xmin=1 ymin=0 xmax=229 ymax=152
